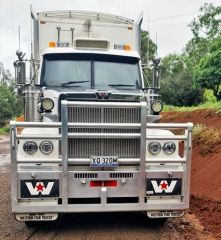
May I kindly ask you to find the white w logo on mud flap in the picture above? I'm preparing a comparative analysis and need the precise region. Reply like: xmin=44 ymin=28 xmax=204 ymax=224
xmin=25 ymin=182 xmax=54 ymax=196
xmin=151 ymin=180 xmax=177 ymax=193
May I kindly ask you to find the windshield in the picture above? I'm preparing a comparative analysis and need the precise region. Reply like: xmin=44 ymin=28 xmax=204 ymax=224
xmin=41 ymin=53 xmax=141 ymax=90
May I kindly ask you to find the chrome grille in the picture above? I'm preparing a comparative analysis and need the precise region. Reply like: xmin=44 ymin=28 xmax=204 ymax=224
xmin=68 ymin=138 xmax=140 ymax=158
xmin=68 ymin=106 xmax=141 ymax=123
xmin=67 ymin=105 xmax=141 ymax=159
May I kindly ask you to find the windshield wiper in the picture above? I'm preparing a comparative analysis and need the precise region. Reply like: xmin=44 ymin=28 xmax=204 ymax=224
xmin=108 ymin=84 xmax=135 ymax=87
xmin=61 ymin=80 xmax=89 ymax=87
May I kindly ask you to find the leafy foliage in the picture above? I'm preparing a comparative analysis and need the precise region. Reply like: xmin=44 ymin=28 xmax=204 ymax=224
xmin=189 ymin=3 xmax=221 ymax=39
xmin=158 ymin=3 xmax=221 ymax=106
xmin=141 ymin=30 xmax=157 ymax=63
xmin=0 ymin=63 xmax=23 ymax=125
xmin=141 ymin=30 xmax=157 ymax=86
xmin=194 ymin=37 xmax=221 ymax=99
xmin=160 ymin=54 xmax=203 ymax=106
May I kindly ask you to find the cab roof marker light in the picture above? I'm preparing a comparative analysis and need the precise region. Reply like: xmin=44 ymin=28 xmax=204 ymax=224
xmin=124 ymin=44 xmax=131 ymax=51
xmin=49 ymin=42 xmax=56 ymax=48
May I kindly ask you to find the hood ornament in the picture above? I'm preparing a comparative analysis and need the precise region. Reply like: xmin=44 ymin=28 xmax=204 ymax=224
xmin=96 ymin=91 xmax=110 ymax=100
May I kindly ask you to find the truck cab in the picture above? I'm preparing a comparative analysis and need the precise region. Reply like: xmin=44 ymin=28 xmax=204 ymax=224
xmin=11 ymin=10 xmax=193 ymax=224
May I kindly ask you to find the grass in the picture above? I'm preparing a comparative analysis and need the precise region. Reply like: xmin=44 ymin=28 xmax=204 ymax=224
xmin=163 ymin=101 xmax=221 ymax=112
xmin=192 ymin=124 xmax=221 ymax=155
xmin=0 ymin=125 xmax=10 ymax=135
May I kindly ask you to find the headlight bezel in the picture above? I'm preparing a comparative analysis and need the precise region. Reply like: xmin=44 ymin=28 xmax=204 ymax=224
xmin=163 ymin=141 xmax=176 ymax=155
xmin=23 ymin=141 xmax=38 ymax=154
xmin=41 ymin=98 xmax=54 ymax=112
xmin=148 ymin=141 xmax=161 ymax=155
xmin=39 ymin=141 xmax=54 ymax=154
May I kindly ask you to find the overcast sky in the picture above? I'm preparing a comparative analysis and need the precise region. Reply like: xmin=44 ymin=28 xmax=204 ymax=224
xmin=0 ymin=0 xmax=220 ymax=72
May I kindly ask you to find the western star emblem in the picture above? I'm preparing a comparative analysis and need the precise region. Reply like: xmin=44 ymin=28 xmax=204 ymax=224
xmin=96 ymin=92 xmax=110 ymax=100
xmin=151 ymin=180 xmax=177 ymax=193
xmin=21 ymin=180 xmax=59 ymax=198
xmin=25 ymin=182 xmax=54 ymax=196
xmin=146 ymin=178 xmax=182 ymax=195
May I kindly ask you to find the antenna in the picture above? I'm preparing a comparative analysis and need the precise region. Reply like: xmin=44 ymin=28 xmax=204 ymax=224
xmin=30 ymin=5 xmax=33 ymax=59
xmin=18 ymin=25 xmax=21 ymax=49
xmin=155 ymin=32 xmax=158 ymax=57
xmin=147 ymin=14 xmax=150 ymax=64
xmin=16 ymin=26 xmax=24 ymax=60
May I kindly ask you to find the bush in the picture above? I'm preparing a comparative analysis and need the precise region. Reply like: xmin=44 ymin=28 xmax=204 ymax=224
xmin=203 ymin=89 xmax=217 ymax=103
xmin=160 ymin=70 xmax=203 ymax=106
xmin=0 ymin=84 xmax=23 ymax=125
xmin=193 ymin=124 xmax=221 ymax=155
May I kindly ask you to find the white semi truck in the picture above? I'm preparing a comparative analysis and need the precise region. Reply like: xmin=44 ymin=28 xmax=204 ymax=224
xmin=11 ymin=8 xmax=193 ymax=225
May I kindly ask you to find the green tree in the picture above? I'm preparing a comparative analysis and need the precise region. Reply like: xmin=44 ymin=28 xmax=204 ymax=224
xmin=0 ymin=62 xmax=13 ymax=85
xmin=141 ymin=30 xmax=157 ymax=86
xmin=194 ymin=37 xmax=221 ymax=99
xmin=189 ymin=3 xmax=221 ymax=40
xmin=141 ymin=30 xmax=157 ymax=63
xmin=160 ymin=53 xmax=203 ymax=106
xmin=179 ymin=3 xmax=221 ymax=102
xmin=0 ymin=62 xmax=23 ymax=125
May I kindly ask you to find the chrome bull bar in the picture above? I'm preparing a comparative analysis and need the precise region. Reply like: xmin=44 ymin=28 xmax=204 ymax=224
xmin=10 ymin=100 xmax=193 ymax=213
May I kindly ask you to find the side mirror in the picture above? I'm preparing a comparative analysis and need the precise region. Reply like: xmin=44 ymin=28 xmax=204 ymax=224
xmin=15 ymin=61 xmax=26 ymax=85
xmin=152 ymin=58 xmax=161 ymax=89
xmin=14 ymin=49 xmax=26 ymax=85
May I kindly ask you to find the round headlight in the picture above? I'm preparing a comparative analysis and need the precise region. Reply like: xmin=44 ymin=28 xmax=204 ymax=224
xmin=41 ymin=98 xmax=54 ymax=112
xmin=23 ymin=141 xmax=38 ymax=154
xmin=39 ymin=141 xmax=53 ymax=154
xmin=148 ymin=141 xmax=161 ymax=155
xmin=151 ymin=100 xmax=163 ymax=113
xmin=163 ymin=142 xmax=176 ymax=155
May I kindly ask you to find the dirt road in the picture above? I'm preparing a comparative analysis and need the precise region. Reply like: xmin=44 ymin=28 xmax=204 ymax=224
xmin=0 ymin=134 xmax=218 ymax=240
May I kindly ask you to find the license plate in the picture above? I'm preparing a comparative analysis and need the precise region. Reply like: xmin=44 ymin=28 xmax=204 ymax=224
xmin=90 ymin=156 xmax=118 ymax=167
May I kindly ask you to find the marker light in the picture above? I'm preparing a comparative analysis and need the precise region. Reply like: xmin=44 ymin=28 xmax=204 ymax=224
xmin=49 ymin=42 xmax=56 ymax=48
xmin=124 ymin=44 xmax=131 ymax=51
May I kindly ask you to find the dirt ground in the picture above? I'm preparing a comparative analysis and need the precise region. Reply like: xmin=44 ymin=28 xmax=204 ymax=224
xmin=162 ymin=109 xmax=221 ymax=239
xmin=162 ymin=109 xmax=221 ymax=200
xmin=0 ymin=109 xmax=220 ymax=239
